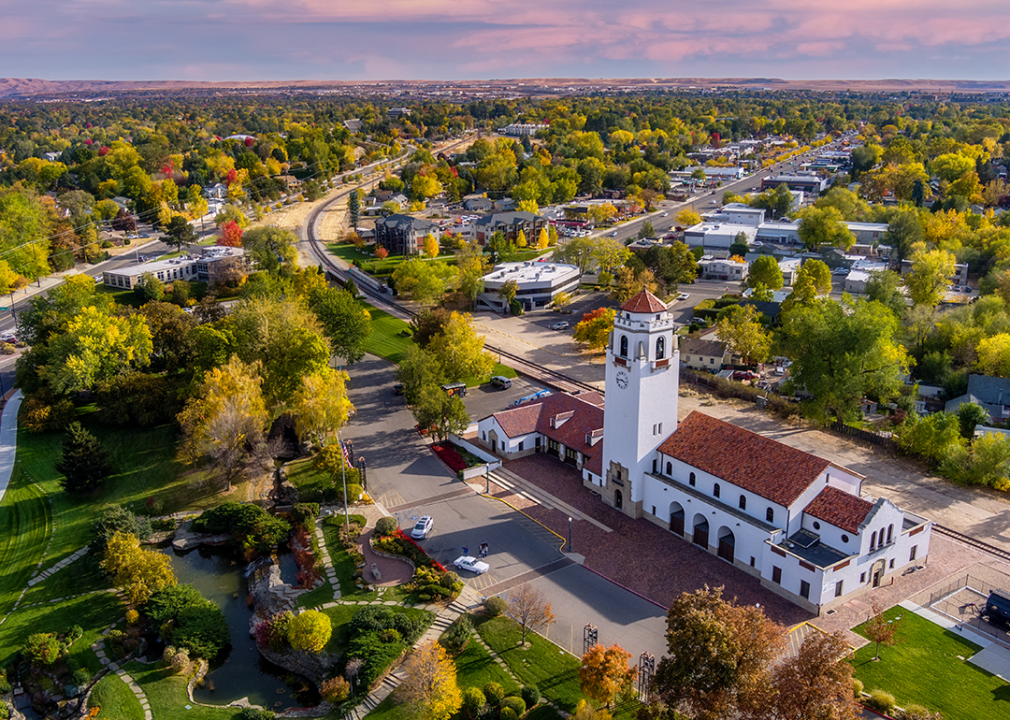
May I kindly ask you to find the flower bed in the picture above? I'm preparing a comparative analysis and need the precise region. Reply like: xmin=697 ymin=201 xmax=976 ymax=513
xmin=372 ymin=529 xmax=447 ymax=573
xmin=431 ymin=442 xmax=468 ymax=472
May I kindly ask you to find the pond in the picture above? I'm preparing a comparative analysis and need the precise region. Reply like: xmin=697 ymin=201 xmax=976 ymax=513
xmin=165 ymin=545 xmax=320 ymax=711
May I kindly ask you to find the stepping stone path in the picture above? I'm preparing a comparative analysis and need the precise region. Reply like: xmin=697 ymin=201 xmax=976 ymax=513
xmin=91 ymin=609 xmax=154 ymax=720
xmin=27 ymin=546 xmax=89 ymax=587
xmin=313 ymin=518 xmax=342 ymax=603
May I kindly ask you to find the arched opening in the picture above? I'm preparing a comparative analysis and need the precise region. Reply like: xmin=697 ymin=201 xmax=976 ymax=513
xmin=692 ymin=514 xmax=709 ymax=548
xmin=887 ymin=524 xmax=894 ymax=544
xmin=870 ymin=531 xmax=877 ymax=550
xmin=713 ymin=483 xmax=721 ymax=498
xmin=615 ymin=489 xmax=623 ymax=510
xmin=488 ymin=429 xmax=499 ymax=454
xmin=689 ymin=472 xmax=696 ymax=486
xmin=739 ymin=495 xmax=747 ymax=510
xmin=619 ymin=335 xmax=629 ymax=358
xmin=669 ymin=502 xmax=685 ymax=536
xmin=665 ymin=461 xmax=672 ymax=476
xmin=656 ymin=336 xmax=666 ymax=360
xmin=716 ymin=526 xmax=735 ymax=563
xmin=766 ymin=507 xmax=774 ymax=523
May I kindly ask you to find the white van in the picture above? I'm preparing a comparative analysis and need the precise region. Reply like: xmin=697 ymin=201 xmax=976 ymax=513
xmin=490 ymin=376 xmax=512 ymax=389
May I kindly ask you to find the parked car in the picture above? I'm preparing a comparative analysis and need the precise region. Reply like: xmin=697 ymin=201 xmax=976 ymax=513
xmin=393 ymin=383 xmax=405 ymax=396
xmin=453 ymin=555 xmax=490 ymax=574
xmin=410 ymin=516 xmax=434 ymax=539
xmin=0 ymin=331 xmax=16 ymax=344
xmin=832 ymin=267 xmax=848 ymax=276
xmin=550 ymin=321 xmax=570 ymax=331
xmin=490 ymin=375 xmax=512 ymax=389
xmin=677 ymin=292 xmax=690 ymax=301
xmin=732 ymin=370 xmax=760 ymax=382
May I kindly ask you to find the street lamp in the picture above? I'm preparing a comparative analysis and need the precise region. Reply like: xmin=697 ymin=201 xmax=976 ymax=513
xmin=338 ymin=430 xmax=350 ymax=534
xmin=568 ymin=517 xmax=573 ymax=553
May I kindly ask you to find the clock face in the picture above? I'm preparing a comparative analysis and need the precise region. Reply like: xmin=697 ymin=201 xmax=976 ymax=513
xmin=615 ymin=370 xmax=629 ymax=390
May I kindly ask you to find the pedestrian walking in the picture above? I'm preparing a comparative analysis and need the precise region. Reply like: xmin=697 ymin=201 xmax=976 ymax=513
xmin=462 ymin=545 xmax=469 ymax=556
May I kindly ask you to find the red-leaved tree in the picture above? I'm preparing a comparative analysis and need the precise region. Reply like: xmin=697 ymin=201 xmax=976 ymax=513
xmin=218 ymin=220 xmax=243 ymax=247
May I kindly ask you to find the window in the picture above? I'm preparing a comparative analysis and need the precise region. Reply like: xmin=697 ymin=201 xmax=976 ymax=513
xmin=910 ymin=545 xmax=918 ymax=562
xmin=772 ymin=566 xmax=782 ymax=584
xmin=689 ymin=472 xmax=696 ymax=487
xmin=860 ymin=572 xmax=866 ymax=583
xmin=887 ymin=524 xmax=894 ymax=544
xmin=709 ymin=358 xmax=715 ymax=364
xmin=750 ymin=556 xmax=756 ymax=567
xmin=652 ymin=505 xmax=656 ymax=516
xmin=813 ymin=521 xmax=821 ymax=530
xmin=535 ymin=437 xmax=541 ymax=448
xmin=619 ymin=335 xmax=629 ymax=358
xmin=482 ymin=432 xmax=486 ymax=440
xmin=800 ymin=580 xmax=810 ymax=600
xmin=889 ymin=559 xmax=895 ymax=569
xmin=870 ymin=531 xmax=877 ymax=550
xmin=666 ymin=462 xmax=672 ymax=476
xmin=835 ymin=581 xmax=844 ymax=598
xmin=652 ymin=459 xmax=657 ymax=474
xmin=656 ymin=336 xmax=666 ymax=360
xmin=713 ymin=483 xmax=721 ymax=498
xmin=766 ymin=508 xmax=774 ymax=523
xmin=518 ymin=441 xmax=524 ymax=451
xmin=841 ymin=534 xmax=849 ymax=543
xmin=658 ymin=422 xmax=663 ymax=434
xmin=739 ymin=495 xmax=747 ymax=510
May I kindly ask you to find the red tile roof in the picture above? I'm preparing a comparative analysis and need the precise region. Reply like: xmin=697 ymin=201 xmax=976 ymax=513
xmin=485 ymin=392 xmax=605 ymax=466
xmin=621 ymin=289 xmax=667 ymax=314
xmin=804 ymin=486 xmax=874 ymax=534
xmin=658 ymin=411 xmax=829 ymax=506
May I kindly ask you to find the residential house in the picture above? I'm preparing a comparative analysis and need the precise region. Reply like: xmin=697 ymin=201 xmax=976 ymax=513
xmin=680 ymin=336 xmax=730 ymax=372
xmin=945 ymin=375 xmax=1010 ymax=422
xmin=697 ymin=256 xmax=749 ymax=281
xmin=474 ymin=211 xmax=547 ymax=244
xmin=374 ymin=214 xmax=437 ymax=256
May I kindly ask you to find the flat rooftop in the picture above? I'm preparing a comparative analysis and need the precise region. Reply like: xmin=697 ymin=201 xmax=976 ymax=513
xmin=482 ymin=261 xmax=579 ymax=284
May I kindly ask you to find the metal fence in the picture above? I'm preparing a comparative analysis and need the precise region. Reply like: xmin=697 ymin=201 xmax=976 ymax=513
xmin=829 ymin=421 xmax=897 ymax=451
xmin=928 ymin=574 xmax=1010 ymax=649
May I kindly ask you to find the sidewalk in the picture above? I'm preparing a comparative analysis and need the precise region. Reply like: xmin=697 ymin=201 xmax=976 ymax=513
xmin=0 ymin=389 xmax=23 ymax=505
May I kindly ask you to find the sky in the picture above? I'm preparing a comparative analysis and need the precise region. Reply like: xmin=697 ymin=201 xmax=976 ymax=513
xmin=4 ymin=0 xmax=1010 ymax=82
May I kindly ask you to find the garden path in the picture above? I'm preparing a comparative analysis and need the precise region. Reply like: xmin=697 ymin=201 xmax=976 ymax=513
xmin=0 ymin=389 xmax=22 ymax=505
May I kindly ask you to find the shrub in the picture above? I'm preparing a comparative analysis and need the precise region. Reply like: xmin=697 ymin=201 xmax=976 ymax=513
xmin=852 ymin=679 xmax=864 ymax=696
xmin=237 ymin=709 xmax=275 ymax=720
xmin=70 ymin=667 xmax=92 ymax=688
xmin=461 ymin=686 xmax=486 ymax=720
xmin=521 ymin=685 xmax=541 ymax=707
xmin=483 ymin=682 xmax=505 ymax=706
xmin=863 ymin=690 xmax=896 ymax=715
xmin=484 ymin=596 xmax=507 ymax=617
xmin=439 ymin=571 xmax=459 ymax=589
xmin=291 ymin=503 xmax=320 ymax=529
xmin=170 ymin=650 xmax=191 ymax=675
xmin=501 ymin=696 xmax=526 ymax=716
xmin=374 ymin=517 xmax=398 ymax=537
xmin=126 ymin=609 xmax=139 ymax=624
xmin=342 ymin=483 xmax=364 ymax=503
xmin=431 ymin=443 xmax=468 ymax=473
xmin=500 ymin=707 xmax=518 ymax=720
xmin=144 ymin=584 xmax=229 ymax=659
xmin=320 ymin=676 xmax=350 ymax=704
xmin=22 ymin=392 xmax=76 ymax=434
xmin=439 ymin=614 xmax=472 ymax=654
xmin=191 ymin=502 xmax=291 ymax=553
xmin=287 ymin=609 xmax=332 ymax=653
xmin=22 ymin=633 xmax=65 ymax=667
xmin=897 ymin=705 xmax=943 ymax=720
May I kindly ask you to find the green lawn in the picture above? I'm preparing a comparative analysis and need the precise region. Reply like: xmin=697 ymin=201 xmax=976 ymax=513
xmin=127 ymin=661 xmax=242 ymax=720
xmin=0 ymin=590 xmax=125 ymax=667
xmin=851 ymin=607 xmax=1010 ymax=720
xmin=454 ymin=635 xmax=520 ymax=692
xmin=0 ymin=467 xmax=51 ymax=614
xmin=19 ymin=554 xmax=111 ymax=607
xmin=362 ymin=304 xmax=414 ymax=364
xmin=89 ymin=672 xmax=146 ymax=720
xmin=321 ymin=519 xmax=368 ymax=597
xmin=285 ymin=456 xmax=333 ymax=503
xmin=476 ymin=616 xmax=639 ymax=720
xmin=15 ymin=415 xmax=228 ymax=566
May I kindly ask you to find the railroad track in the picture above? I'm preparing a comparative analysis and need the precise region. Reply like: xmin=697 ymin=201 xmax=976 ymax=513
xmin=933 ymin=525 xmax=1010 ymax=564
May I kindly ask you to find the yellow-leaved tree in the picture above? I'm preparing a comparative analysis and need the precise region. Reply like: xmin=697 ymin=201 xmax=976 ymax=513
xmin=424 ymin=233 xmax=440 ymax=258
xmin=675 ymin=209 xmax=701 ymax=227
xmin=290 ymin=367 xmax=354 ymax=446
xmin=177 ymin=356 xmax=270 ymax=490
xmin=515 ymin=229 xmax=527 ymax=249
xmin=427 ymin=312 xmax=495 ymax=382
xmin=104 ymin=531 xmax=177 ymax=605
xmin=396 ymin=641 xmax=462 ymax=720
xmin=287 ymin=610 xmax=332 ymax=653
xmin=537 ymin=227 xmax=550 ymax=250
xmin=580 ymin=644 xmax=637 ymax=709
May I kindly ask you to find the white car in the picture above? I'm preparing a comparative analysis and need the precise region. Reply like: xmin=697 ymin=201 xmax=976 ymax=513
xmin=550 ymin=321 xmax=570 ymax=331
xmin=677 ymin=292 xmax=690 ymax=301
xmin=453 ymin=555 xmax=490 ymax=574
xmin=410 ymin=516 xmax=434 ymax=539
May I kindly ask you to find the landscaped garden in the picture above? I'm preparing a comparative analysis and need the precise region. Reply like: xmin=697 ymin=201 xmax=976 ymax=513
xmin=851 ymin=607 xmax=1009 ymax=720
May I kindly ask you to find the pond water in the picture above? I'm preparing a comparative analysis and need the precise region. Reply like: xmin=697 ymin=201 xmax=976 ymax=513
xmin=165 ymin=545 xmax=319 ymax=711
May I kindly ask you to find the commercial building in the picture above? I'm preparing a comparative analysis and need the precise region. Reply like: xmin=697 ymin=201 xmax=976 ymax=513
xmin=476 ymin=261 xmax=580 ymax=313
xmin=761 ymin=174 xmax=828 ymax=196
xmin=683 ymin=222 xmax=758 ymax=252
xmin=476 ymin=290 xmax=932 ymax=615
xmin=697 ymin=257 xmax=749 ymax=281
xmin=102 ymin=246 xmax=245 ymax=290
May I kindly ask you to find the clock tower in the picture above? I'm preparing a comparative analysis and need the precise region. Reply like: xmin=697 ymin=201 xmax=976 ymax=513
xmin=600 ymin=289 xmax=679 ymax=518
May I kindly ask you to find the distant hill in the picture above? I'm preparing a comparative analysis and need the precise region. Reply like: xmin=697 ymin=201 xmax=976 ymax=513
xmin=2 ymin=76 xmax=1010 ymax=99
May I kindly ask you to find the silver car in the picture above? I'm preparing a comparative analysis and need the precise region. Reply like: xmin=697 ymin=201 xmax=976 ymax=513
xmin=453 ymin=555 xmax=490 ymax=574
xmin=410 ymin=516 xmax=433 ymax=539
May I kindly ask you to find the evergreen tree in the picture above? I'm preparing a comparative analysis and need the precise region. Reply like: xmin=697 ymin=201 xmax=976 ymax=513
xmin=56 ymin=421 xmax=114 ymax=493
xmin=348 ymin=191 xmax=360 ymax=229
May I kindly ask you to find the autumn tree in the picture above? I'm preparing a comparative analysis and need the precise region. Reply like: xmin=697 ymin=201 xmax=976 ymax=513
xmin=291 ymin=368 xmax=354 ymax=446
xmin=770 ymin=631 xmax=857 ymax=720
xmin=611 ymin=267 xmax=658 ymax=302
xmin=413 ymin=385 xmax=470 ymax=441
xmin=905 ymin=246 xmax=956 ymax=308
xmin=717 ymin=305 xmax=771 ymax=365
xmin=56 ymin=421 xmax=114 ymax=493
xmin=427 ymin=312 xmax=495 ymax=382
xmin=649 ymin=586 xmax=783 ymax=720
xmin=218 ymin=220 xmax=243 ymax=247
xmin=498 ymin=280 xmax=519 ymax=308
xmin=43 ymin=305 xmax=153 ymax=394
xmin=574 ymin=308 xmax=616 ymax=351
xmin=864 ymin=601 xmax=902 ymax=661
xmin=287 ymin=609 xmax=332 ymax=653
xmin=392 ymin=258 xmax=454 ymax=305
xmin=398 ymin=346 xmax=444 ymax=404
xmin=797 ymin=206 xmax=855 ymax=251
xmin=397 ymin=641 xmax=463 ymax=720
xmin=176 ymin=356 xmax=270 ymax=490
xmin=580 ymin=643 xmax=637 ymax=709
xmin=676 ymin=209 xmax=702 ymax=227
xmin=243 ymin=225 xmax=298 ymax=274
xmin=424 ymin=233 xmax=441 ymax=258
xmin=537 ymin=228 xmax=550 ymax=250
xmin=747 ymin=255 xmax=783 ymax=290
xmin=507 ymin=583 xmax=555 ymax=645
xmin=104 ymin=531 xmax=177 ymax=605
xmin=515 ymin=229 xmax=527 ymax=249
